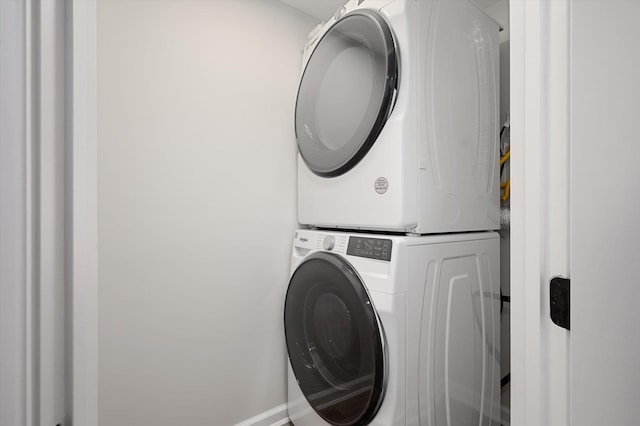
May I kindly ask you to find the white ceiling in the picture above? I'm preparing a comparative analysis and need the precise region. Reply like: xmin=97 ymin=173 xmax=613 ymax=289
xmin=279 ymin=0 xmax=506 ymax=23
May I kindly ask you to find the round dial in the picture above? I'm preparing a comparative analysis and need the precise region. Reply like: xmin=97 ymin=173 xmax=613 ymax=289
xmin=323 ymin=236 xmax=336 ymax=251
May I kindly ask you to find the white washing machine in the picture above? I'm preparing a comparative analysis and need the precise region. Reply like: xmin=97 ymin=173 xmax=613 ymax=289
xmin=295 ymin=0 xmax=501 ymax=234
xmin=284 ymin=229 xmax=500 ymax=425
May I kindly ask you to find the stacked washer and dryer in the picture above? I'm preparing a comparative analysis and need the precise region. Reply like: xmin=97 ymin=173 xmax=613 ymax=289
xmin=284 ymin=1 xmax=501 ymax=425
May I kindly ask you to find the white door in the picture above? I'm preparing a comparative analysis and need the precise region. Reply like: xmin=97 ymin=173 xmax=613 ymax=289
xmin=295 ymin=10 xmax=399 ymax=177
xmin=571 ymin=1 xmax=640 ymax=424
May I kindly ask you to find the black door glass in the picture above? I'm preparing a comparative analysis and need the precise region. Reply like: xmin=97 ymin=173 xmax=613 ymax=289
xmin=295 ymin=10 xmax=398 ymax=177
xmin=284 ymin=252 xmax=386 ymax=426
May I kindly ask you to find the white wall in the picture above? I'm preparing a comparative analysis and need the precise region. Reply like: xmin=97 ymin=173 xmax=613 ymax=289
xmin=96 ymin=2 xmax=318 ymax=424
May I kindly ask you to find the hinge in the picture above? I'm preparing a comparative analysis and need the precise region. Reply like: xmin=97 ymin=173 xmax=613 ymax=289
xmin=550 ymin=276 xmax=570 ymax=330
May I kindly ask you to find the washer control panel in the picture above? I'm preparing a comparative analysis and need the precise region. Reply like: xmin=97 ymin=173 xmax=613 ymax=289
xmin=347 ymin=237 xmax=392 ymax=261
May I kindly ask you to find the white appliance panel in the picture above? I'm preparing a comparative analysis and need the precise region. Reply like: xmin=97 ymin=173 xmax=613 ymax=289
xmin=285 ymin=229 xmax=500 ymax=425
xmin=296 ymin=0 xmax=500 ymax=233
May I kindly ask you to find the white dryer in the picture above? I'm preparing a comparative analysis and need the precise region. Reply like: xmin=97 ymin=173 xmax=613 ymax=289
xmin=295 ymin=0 xmax=501 ymax=234
xmin=284 ymin=229 xmax=500 ymax=425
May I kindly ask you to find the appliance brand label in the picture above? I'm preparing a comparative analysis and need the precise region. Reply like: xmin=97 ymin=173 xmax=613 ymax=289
xmin=294 ymin=232 xmax=313 ymax=248
xmin=374 ymin=177 xmax=389 ymax=194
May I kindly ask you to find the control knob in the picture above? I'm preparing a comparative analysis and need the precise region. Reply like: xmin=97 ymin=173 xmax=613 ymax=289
xmin=323 ymin=236 xmax=335 ymax=251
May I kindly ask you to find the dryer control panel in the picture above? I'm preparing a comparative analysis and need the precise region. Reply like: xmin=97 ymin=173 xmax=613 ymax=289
xmin=347 ymin=237 xmax=392 ymax=261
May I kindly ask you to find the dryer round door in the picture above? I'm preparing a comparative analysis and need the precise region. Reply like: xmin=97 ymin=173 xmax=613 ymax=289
xmin=295 ymin=10 xmax=398 ymax=177
xmin=284 ymin=252 xmax=386 ymax=426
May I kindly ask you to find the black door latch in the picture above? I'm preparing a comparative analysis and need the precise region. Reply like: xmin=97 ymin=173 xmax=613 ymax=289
xmin=550 ymin=276 xmax=570 ymax=330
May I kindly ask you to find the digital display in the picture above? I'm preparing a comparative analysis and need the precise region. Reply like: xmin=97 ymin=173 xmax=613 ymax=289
xmin=346 ymin=237 xmax=392 ymax=261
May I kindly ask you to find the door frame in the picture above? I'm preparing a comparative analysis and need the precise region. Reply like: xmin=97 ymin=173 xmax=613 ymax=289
xmin=66 ymin=0 xmax=575 ymax=424
xmin=509 ymin=0 xmax=571 ymax=424
xmin=0 ymin=0 xmax=69 ymax=424
xmin=68 ymin=0 xmax=99 ymax=425
xmin=0 ymin=1 xmax=31 ymax=424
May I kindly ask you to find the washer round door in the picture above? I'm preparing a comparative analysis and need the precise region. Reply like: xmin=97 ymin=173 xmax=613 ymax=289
xmin=295 ymin=9 xmax=398 ymax=177
xmin=284 ymin=252 xmax=386 ymax=426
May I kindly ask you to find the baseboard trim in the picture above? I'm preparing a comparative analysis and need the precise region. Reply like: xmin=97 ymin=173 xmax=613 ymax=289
xmin=234 ymin=403 xmax=290 ymax=426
